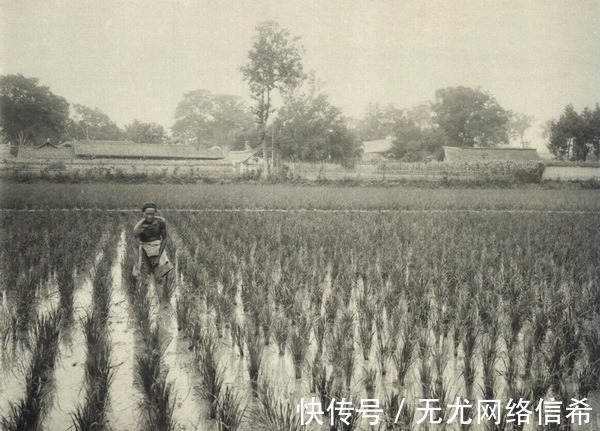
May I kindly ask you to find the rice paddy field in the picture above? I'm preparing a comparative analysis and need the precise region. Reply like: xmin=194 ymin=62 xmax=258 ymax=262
xmin=0 ymin=181 xmax=599 ymax=430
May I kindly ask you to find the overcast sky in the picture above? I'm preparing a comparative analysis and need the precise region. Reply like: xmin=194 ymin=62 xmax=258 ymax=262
xmin=1 ymin=0 xmax=599 ymax=151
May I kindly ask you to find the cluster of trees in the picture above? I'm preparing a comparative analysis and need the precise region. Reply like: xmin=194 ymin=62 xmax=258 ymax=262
xmin=8 ymin=21 xmax=597 ymax=165
xmin=0 ymin=74 xmax=167 ymax=146
xmin=545 ymin=104 xmax=600 ymax=161
xmin=355 ymin=86 xmax=535 ymax=162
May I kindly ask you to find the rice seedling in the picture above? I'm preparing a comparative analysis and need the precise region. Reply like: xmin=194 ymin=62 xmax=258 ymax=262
xmin=481 ymin=319 xmax=500 ymax=401
xmin=56 ymin=268 xmax=75 ymax=322
xmin=313 ymin=314 xmax=327 ymax=359
xmin=252 ymin=379 xmax=303 ymax=431
xmin=393 ymin=322 xmax=415 ymax=389
xmin=272 ymin=314 xmax=290 ymax=356
xmin=462 ymin=311 xmax=479 ymax=400
xmin=198 ymin=337 xmax=224 ymax=420
xmin=310 ymin=358 xmax=340 ymax=410
xmin=362 ymin=367 xmax=377 ymax=400
xmin=246 ymin=328 xmax=264 ymax=395
xmin=288 ymin=325 xmax=311 ymax=380
xmin=259 ymin=301 xmax=274 ymax=346
xmin=381 ymin=391 xmax=414 ymax=430
xmin=217 ymin=385 xmax=247 ymax=431
xmin=357 ymin=311 xmax=374 ymax=362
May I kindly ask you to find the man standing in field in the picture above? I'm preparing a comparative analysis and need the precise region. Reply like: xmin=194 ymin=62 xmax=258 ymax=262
xmin=133 ymin=202 xmax=174 ymax=285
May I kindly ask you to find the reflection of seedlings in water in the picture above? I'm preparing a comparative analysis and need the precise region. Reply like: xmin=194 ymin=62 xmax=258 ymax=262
xmin=231 ymin=318 xmax=245 ymax=358
xmin=161 ymin=272 xmax=175 ymax=302
xmin=175 ymin=294 xmax=192 ymax=333
xmin=252 ymin=379 xmax=302 ymax=431
xmin=0 ymin=310 xmax=61 ymax=431
xmin=217 ymin=292 xmax=235 ymax=339
xmin=245 ymin=325 xmax=264 ymax=395
xmin=217 ymin=385 xmax=247 ymax=431
xmin=197 ymin=331 xmax=224 ymax=420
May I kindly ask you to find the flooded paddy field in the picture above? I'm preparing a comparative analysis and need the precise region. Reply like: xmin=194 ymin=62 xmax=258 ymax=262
xmin=0 ymin=209 xmax=599 ymax=430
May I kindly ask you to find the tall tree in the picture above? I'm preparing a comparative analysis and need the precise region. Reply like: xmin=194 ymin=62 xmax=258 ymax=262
xmin=125 ymin=120 xmax=166 ymax=144
xmin=547 ymin=104 xmax=600 ymax=161
xmin=433 ymin=86 xmax=511 ymax=148
xmin=355 ymin=103 xmax=404 ymax=142
xmin=241 ymin=21 xmax=305 ymax=170
xmin=66 ymin=104 xmax=125 ymax=141
xmin=171 ymin=90 xmax=253 ymax=147
xmin=391 ymin=117 xmax=446 ymax=162
xmin=0 ymin=74 xmax=69 ymax=146
xmin=546 ymin=104 xmax=583 ymax=160
xmin=275 ymin=76 xmax=362 ymax=165
xmin=508 ymin=113 xmax=535 ymax=148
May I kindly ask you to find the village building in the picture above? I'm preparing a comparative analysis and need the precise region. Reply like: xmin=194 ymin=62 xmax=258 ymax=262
xmin=361 ymin=137 xmax=395 ymax=162
xmin=226 ymin=147 xmax=266 ymax=174
xmin=17 ymin=140 xmax=224 ymax=161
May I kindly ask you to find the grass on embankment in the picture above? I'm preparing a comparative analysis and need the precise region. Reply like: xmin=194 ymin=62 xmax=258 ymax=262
xmin=1 ymin=181 xmax=600 ymax=211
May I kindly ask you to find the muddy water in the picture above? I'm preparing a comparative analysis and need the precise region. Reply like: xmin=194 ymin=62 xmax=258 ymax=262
xmin=42 ymin=275 xmax=94 ymax=430
xmin=105 ymin=231 xmax=144 ymax=431
xmin=156 ymin=297 xmax=205 ymax=430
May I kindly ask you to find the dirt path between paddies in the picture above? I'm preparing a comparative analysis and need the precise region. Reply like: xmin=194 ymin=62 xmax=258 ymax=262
xmin=0 ymin=208 xmax=599 ymax=214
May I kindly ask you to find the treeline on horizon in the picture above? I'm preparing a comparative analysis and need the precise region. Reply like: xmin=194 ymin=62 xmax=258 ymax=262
xmin=1 ymin=21 xmax=599 ymax=163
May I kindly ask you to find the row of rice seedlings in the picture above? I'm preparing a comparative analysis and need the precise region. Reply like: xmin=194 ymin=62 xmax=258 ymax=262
xmin=70 ymin=238 xmax=116 ymax=430
xmin=135 ymin=324 xmax=177 ymax=430
xmin=122 ymin=239 xmax=177 ymax=431
xmin=0 ymin=310 xmax=62 ymax=430
xmin=189 ymin=325 xmax=223 ymax=420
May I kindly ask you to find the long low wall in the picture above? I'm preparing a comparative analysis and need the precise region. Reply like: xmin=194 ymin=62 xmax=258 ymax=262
xmin=542 ymin=166 xmax=600 ymax=181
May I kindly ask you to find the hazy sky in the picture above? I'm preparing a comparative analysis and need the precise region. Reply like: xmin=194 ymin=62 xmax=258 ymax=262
xmin=1 ymin=0 xmax=599 ymax=150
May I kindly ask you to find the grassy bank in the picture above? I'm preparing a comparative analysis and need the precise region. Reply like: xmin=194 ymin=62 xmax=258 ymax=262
xmin=1 ymin=180 xmax=600 ymax=211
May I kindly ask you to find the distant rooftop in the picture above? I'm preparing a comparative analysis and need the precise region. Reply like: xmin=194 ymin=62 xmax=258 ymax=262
xmin=66 ymin=140 xmax=224 ymax=160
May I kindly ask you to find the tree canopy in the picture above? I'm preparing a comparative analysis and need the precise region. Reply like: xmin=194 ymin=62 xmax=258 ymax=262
xmin=125 ymin=120 xmax=166 ymax=144
xmin=432 ymin=86 xmax=511 ymax=148
xmin=66 ymin=104 xmax=125 ymax=141
xmin=546 ymin=104 xmax=600 ymax=161
xmin=241 ymin=21 xmax=305 ymax=167
xmin=275 ymin=76 xmax=361 ymax=165
xmin=0 ymin=74 xmax=69 ymax=146
xmin=171 ymin=90 xmax=253 ymax=147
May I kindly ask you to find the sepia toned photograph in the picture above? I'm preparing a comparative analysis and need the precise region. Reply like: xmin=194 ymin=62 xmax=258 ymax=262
xmin=0 ymin=1 xmax=599 ymax=429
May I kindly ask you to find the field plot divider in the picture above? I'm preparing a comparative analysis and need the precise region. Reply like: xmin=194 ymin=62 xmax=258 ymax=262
xmin=0 ymin=208 xmax=598 ymax=214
